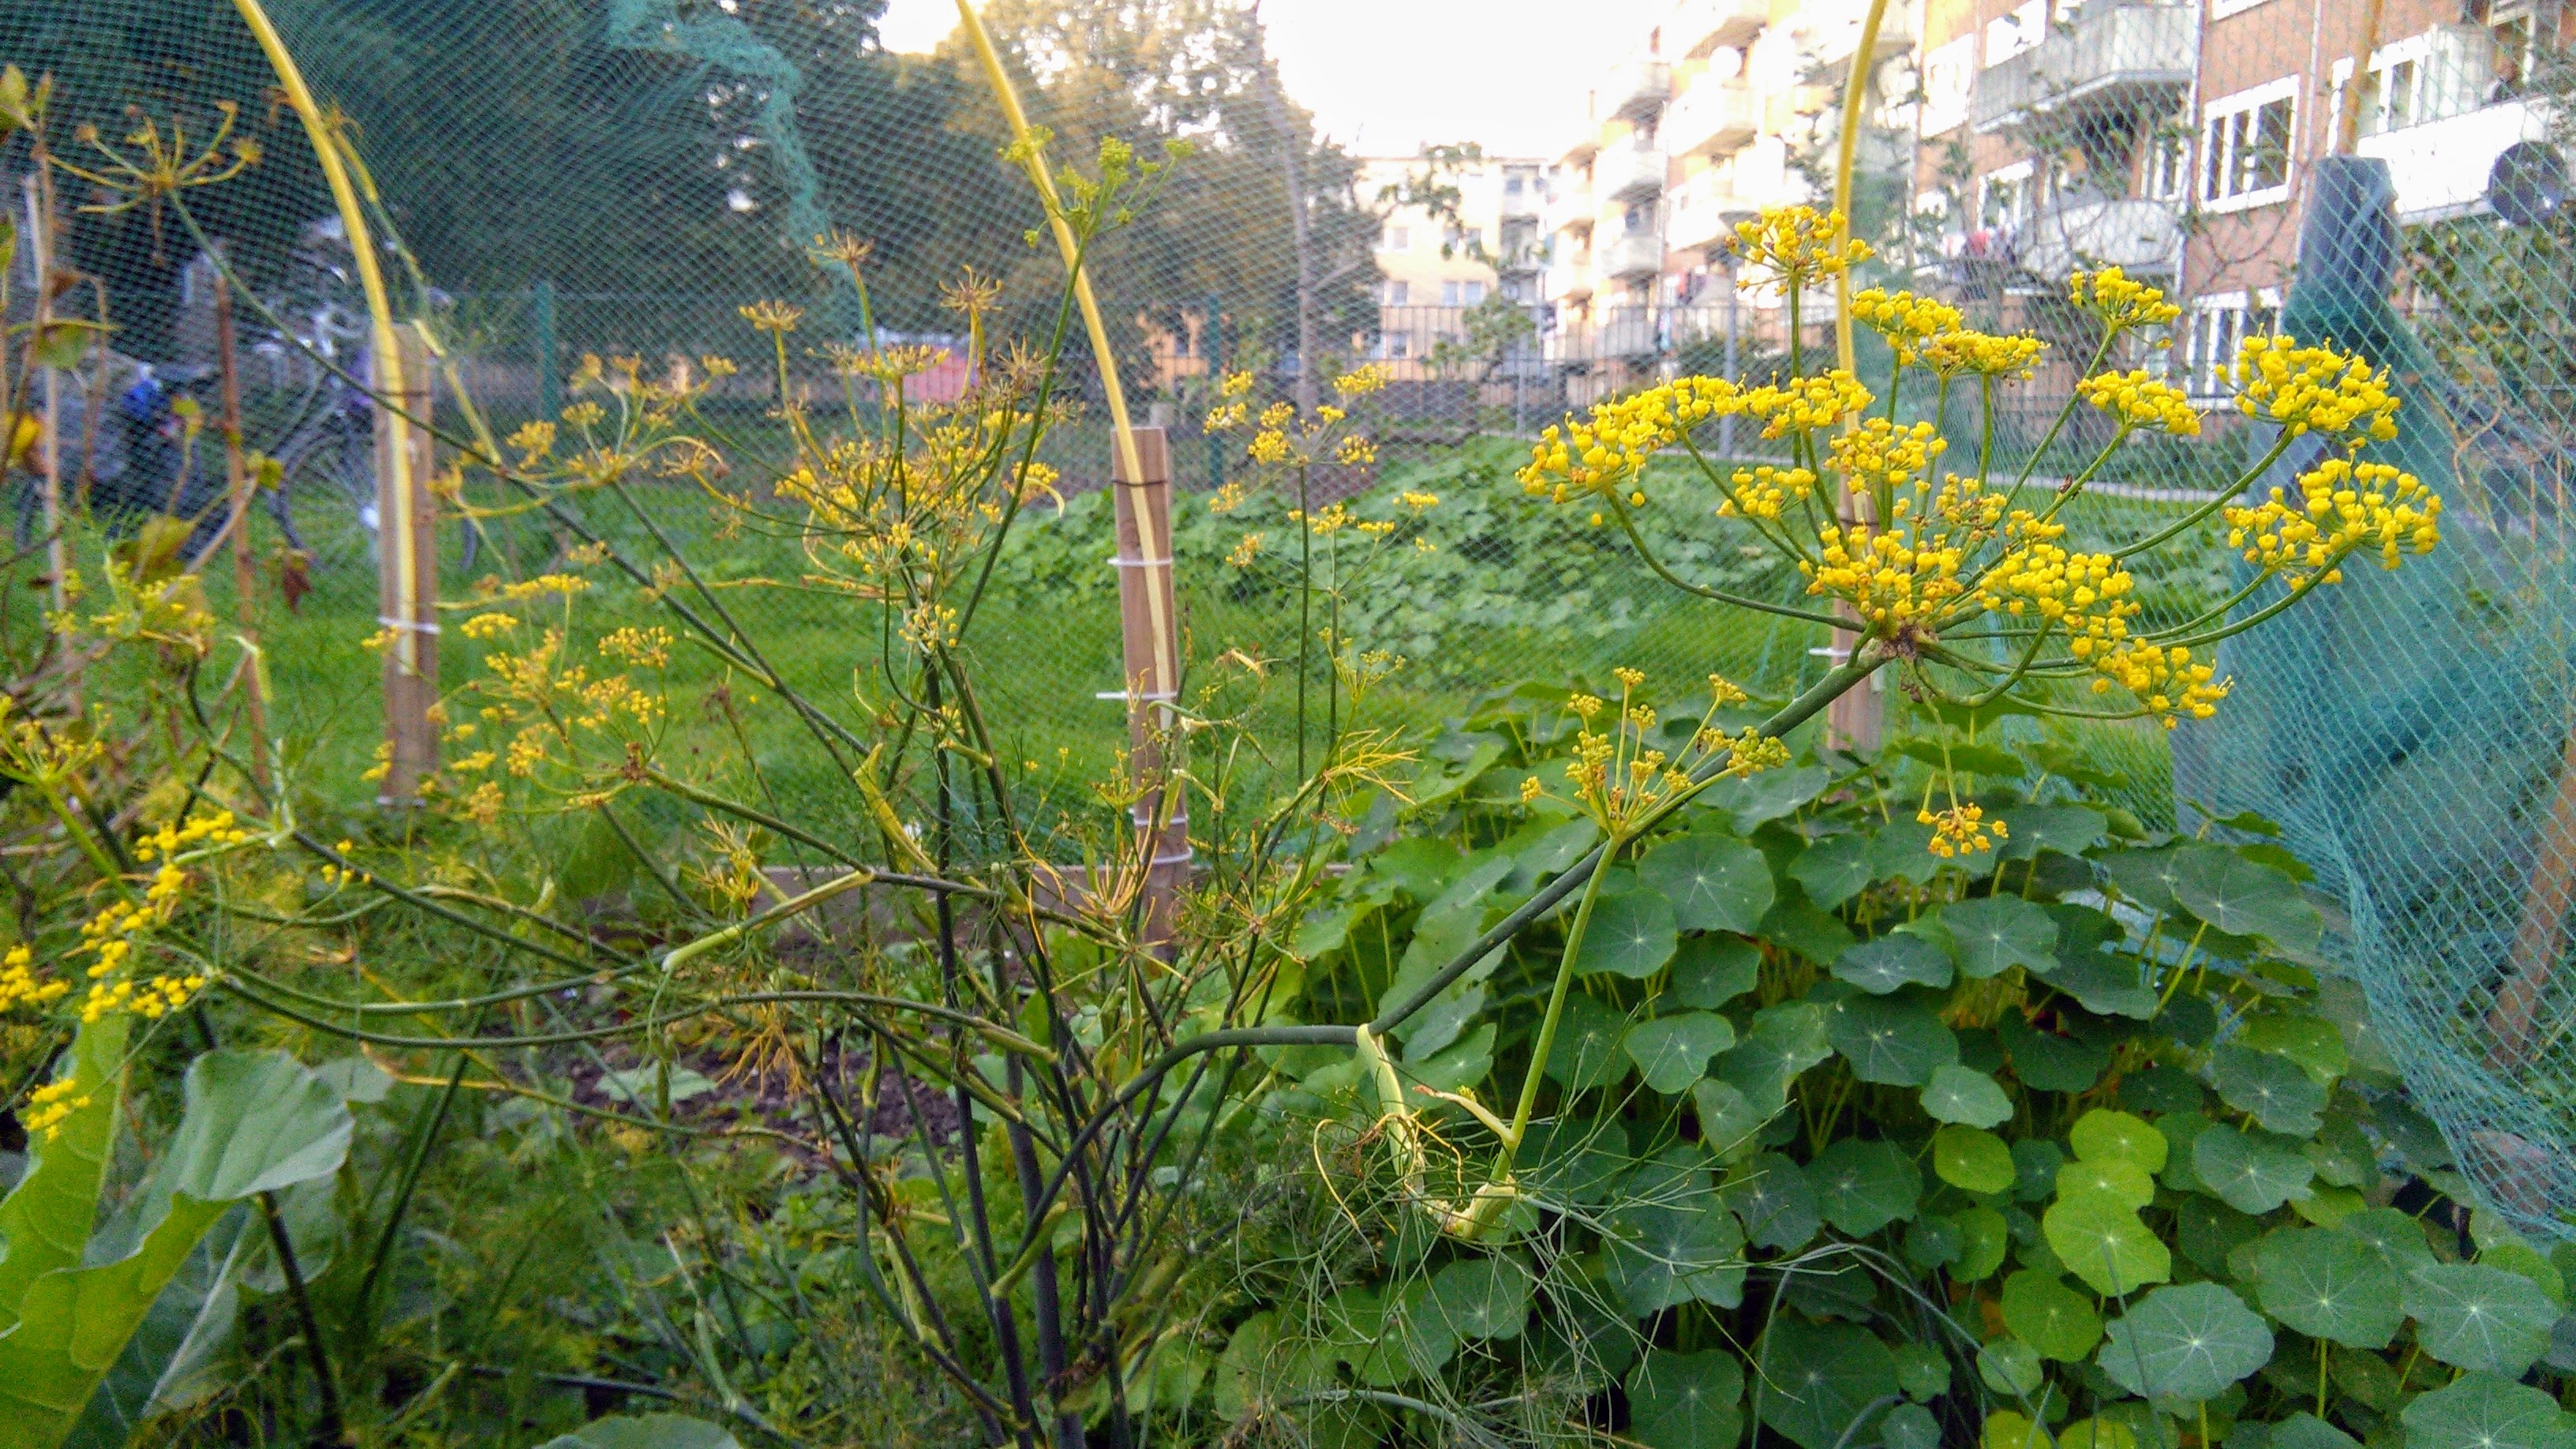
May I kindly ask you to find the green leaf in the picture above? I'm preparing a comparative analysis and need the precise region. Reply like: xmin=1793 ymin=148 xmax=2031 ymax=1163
xmin=1542 ymin=994 xmax=1633 ymax=1091
xmin=2056 ymin=1159 xmax=2155 ymax=1211
xmin=1691 ymin=1079 xmax=1770 ymax=1161
xmin=1669 ymin=934 xmax=1762 ymax=1009
xmin=2192 ymin=1124 xmax=2316 ymax=1215
xmin=2335 ymin=1207 xmax=2438 ymax=1275
xmin=1789 ymin=833 xmax=1874 ymax=911
xmin=1723 ymin=1153 xmax=1821 ymax=1253
xmin=1891 ymin=1341 xmax=1949 ymax=1402
xmin=59 ymin=1208 xmax=252 ymax=1449
xmin=1922 ymin=1064 xmax=2013 ymax=1128
xmin=2098 ymin=1283 xmax=2273 ymax=1402
xmin=1937 ymin=897 xmax=2060 ymax=979
xmin=2239 ymin=1013 xmax=2348 ymax=1082
xmin=2212 ymin=1044 xmax=2327 ymax=1136
xmin=1753 ymin=1318 xmax=1898 ymax=1449
xmin=2000 ymin=1015 xmax=2109 ymax=1093
xmin=1997 ymin=803 xmax=2108 ymax=860
xmin=1626 ymin=1012 xmax=1738 ymax=1095
xmin=1715 ymin=1002 xmax=1832 ymax=1111
xmin=2004 ymin=1269 xmax=2104 ymax=1361
xmin=1572 ymin=888 xmax=1679 ymax=979
xmin=1702 ymin=765 xmax=1830 ymax=834
xmin=1626 ymin=1348 xmax=1745 ymax=1449
xmin=2102 ymin=846 xmax=2191 ymax=912
xmin=1422 ymin=1256 xmax=1531 ymax=1341
xmin=2048 ymin=950 xmax=2157 ymax=1019
xmin=2250 ymin=1230 xmax=2405 ymax=1350
xmin=2402 ymin=1263 xmax=2559 ymax=1376
xmin=541 ymin=1416 xmax=742 ymax=1449
xmin=1934 ymin=1125 xmax=2018 ymax=1195
xmin=0 ymin=1017 xmax=131 ymax=1331
xmin=1604 ymin=1196 xmax=1746 ymax=1315
xmin=1759 ymin=890 xmax=1856 ymax=965
xmin=2177 ymin=1197 xmax=2265 ymax=1275
xmin=0 ymin=1052 xmax=353 ymax=1449
xmin=1826 ymin=995 xmax=1959 ymax=1087
xmin=2169 ymin=845 xmax=2323 ymax=953
xmin=1977 ymin=1338 xmax=2046 ymax=1395
xmin=2269 ymin=1413 xmax=2364 ymax=1449
xmin=1805 ymin=1139 xmax=1922 ymax=1236
xmin=2070 ymin=1110 xmax=2169 ymax=1173
xmin=1955 ymin=1205 xmax=2012 ymax=1282
xmin=2043 ymin=1193 xmax=2170 ymax=1297
xmin=1640 ymin=833 xmax=1774 ymax=934
xmin=2012 ymin=1140 xmax=2065 ymax=1203
xmin=2398 ymin=1372 xmax=2576 ymax=1449
xmin=1833 ymin=933 xmax=1954 ymax=994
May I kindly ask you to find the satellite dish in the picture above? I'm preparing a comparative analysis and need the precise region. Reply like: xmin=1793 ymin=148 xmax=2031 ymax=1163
xmin=2489 ymin=140 xmax=2567 ymax=227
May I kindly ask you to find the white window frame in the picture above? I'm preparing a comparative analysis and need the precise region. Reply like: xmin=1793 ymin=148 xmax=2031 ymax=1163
xmin=1980 ymin=159 xmax=2037 ymax=231
xmin=1383 ymin=279 xmax=1410 ymax=306
xmin=1984 ymin=0 xmax=2050 ymax=67
xmin=2200 ymin=78 xmax=2299 ymax=212
xmin=1463 ymin=279 xmax=1488 ymax=305
xmin=2210 ymin=0 xmax=2277 ymax=23
xmin=2182 ymin=288 xmax=2282 ymax=399
xmin=1381 ymin=225 xmax=1411 ymax=253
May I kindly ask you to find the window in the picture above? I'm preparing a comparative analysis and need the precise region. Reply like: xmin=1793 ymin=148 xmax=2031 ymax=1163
xmin=2200 ymin=80 xmax=2297 ymax=210
xmin=1623 ymin=201 xmax=1657 ymax=234
xmin=2341 ymin=28 xmax=2501 ymax=137
xmin=1464 ymin=280 xmax=1488 ymax=305
xmin=2184 ymin=290 xmax=2279 ymax=397
xmin=2144 ymin=124 xmax=2191 ymax=200
xmin=1441 ymin=280 xmax=1462 ymax=306
xmin=1980 ymin=161 xmax=2035 ymax=231
xmin=1383 ymin=280 xmax=1410 ymax=306
xmin=1383 ymin=225 xmax=1411 ymax=252
xmin=1378 ymin=331 xmax=1414 ymax=361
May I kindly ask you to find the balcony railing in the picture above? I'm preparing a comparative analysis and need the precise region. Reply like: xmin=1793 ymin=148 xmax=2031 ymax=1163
xmin=1547 ymin=254 xmax=1595 ymax=301
xmin=1666 ymin=78 xmax=1762 ymax=158
xmin=1599 ymin=144 xmax=1669 ymax=203
xmin=2016 ymin=197 xmax=2182 ymax=279
xmin=1607 ymin=58 xmax=1674 ymax=121
xmin=1672 ymin=0 xmax=1769 ymax=56
xmin=1971 ymin=3 xmax=2195 ymax=133
xmin=2358 ymin=97 xmax=2554 ymax=220
xmin=1601 ymin=230 xmax=1666 ymax=279
xmin=1549 ymin=183 xmax=1597 ymax=234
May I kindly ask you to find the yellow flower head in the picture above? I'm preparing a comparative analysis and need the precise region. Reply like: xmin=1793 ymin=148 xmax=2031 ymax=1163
xmin=2231 ymin=335 xmax=2401 ymax=442
xmin=1850 ymin=287 xmax=1964 ymax=365
xmin=1332 ymin=364 xmax=1391 ymax=399
xmin=1829 ymin=417 xmax=1946 ymax=495
xmin=1219 ymin=369 xmax=1257 ymax=399
xmin=1518 ymin=376 xmax=1743 ymax=503
xmin=1919 ymin=803 xmax=2005 ymax=858
xmin=2069 ymin=266 xmax=2182 ymax=332
xmin=1716 ymin=463 xmax=1820 ymax=522
xmin=2077 ymin=369 xmax=2201 ymax=436
xmin=1743 ymin=371 xmax=1873 ymax=440
xmin=1729 ymin=205 xmax=1873 ymax=290
xmin=2223 ymin=456 xmax=2441 ymax=588
xmin=1918 ymin=330 xmax=2047 ymax=380
xmin=738 ymin=300 xmax=804 ymax=335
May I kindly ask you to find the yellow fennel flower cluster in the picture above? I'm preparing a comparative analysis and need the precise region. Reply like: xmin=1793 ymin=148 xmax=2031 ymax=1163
xmin=80 ymin=972 xmax=208 ymax=1024
xmin=1715 ymin=464 xmax=1820 ymax=522
xmin=1806 ymin=519 xmax=1968 ymax=631
xmin=22 ymin=1076 xmax=89 ymax=1140
xmin=2068 ymin=267 xmax=2182 ymax=331
xmin=1744 ymin=370 xmax=1873 ymax=440
xmin=1829 ymin=418 xmax=1946 ymax=495
xmin=2223 ymin=457 xmax=2443 ymax=588
xmin=1526 ymin=672 xmax=1775 ymax=834
xmin=0 ymin=945 xmax=66 ymax=1013
xmin=1518 ymin=376 xmax=1744 ymax=503
xmin=1919 ymin=330 xmax=2047 ymax=380
xmin=1729 ymin=206 xmax=1871 ymax=289
xmin=2231 ymin=336 xmax=2400 ymax=441
xmin=1976 ymin=543 xmax=2226 ymax=724
xmin=1849 ymin=288 xmax=1964 ymax=365
xmin=1919 ymin=803 xmax=2005 ymax=858
xmin=2078 ymin=369 xmax=2201 ymax=436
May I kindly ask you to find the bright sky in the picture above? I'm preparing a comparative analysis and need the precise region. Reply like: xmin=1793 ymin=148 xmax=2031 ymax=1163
xmin=875 ymin=0 xmax=1672 ymax=157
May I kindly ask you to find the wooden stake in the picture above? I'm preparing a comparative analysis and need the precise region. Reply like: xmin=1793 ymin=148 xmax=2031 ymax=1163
xmin=22 ymin=176 xmax=64 ymax=614
xmin=212 ymin=268 xmax=273 ymax=793
xmin=1110 ymin=427 xmax=1187 ymax=949
xmin=375 ymin=324 xmax=437 ymax=806
xmin=2491 ymin=728 xmax=2576 ymax=1071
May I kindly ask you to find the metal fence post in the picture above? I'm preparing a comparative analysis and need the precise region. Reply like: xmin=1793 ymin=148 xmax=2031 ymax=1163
xmin=376 ymin=322 xmax=439 ymax=805
xmin=1110 ymin=426 xmax=1188 ymax=948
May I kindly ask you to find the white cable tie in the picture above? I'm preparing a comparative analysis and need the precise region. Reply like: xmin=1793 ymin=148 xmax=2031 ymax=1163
xmin=376 ymin=616 xmax=442 ymax=635
xmin=1095 ymin=689 xmax=1178 ymax=702
xmin=1807 ymin=644 xmax=1852 ymax=661
xmin=1107 ymin=555 xmax=1174 ymax=569
xmin=1148 ymin=849 xmax=1196 ymax=867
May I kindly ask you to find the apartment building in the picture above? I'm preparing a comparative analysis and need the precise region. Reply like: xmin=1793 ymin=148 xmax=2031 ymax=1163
xmin=1357 ymin=152 xmax=1550 ymax=382
xmin=1911 ymin=0 xmax=2562 ymax=399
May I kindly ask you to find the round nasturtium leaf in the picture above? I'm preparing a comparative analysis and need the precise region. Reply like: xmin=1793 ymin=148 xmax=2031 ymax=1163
xmin=2012 ymin=1140 xmax=2065 ymax=1203
xmin=2069 ymin=1109 xmax=2169 ymax=1173
xmin=2402 ymin=1262 xmax=2561 ymax=1376
xmin=1541 ymin=993 xmax=1633 ymax=1091
xmin=1715 ymin=1002 xmax=1833 ymax=1112
xmin=1890 ymin=1340 xmax=1951 ymax=1402
xmin=2002 ymin=1269 xmax=2104 ymax=1361
xmin=1827 ymin=994 xmax=1960 ymax=1087
xmin=2251 ymin=1229 xmax=2406 ymax=1350
xmin=1724 ymin=1152 xmax=1822 ymax=1253
xmin=1923 ymin=1064 xmax=2015 ymax=1128
xmin=1833 ymin=932 xmax=1956 ymax=994
xmin=2168 ymin=844 xmax=2323 ymax=953
xmin=1934 ymin=1125 xmax=2019 ymax=1196
xmin=2397 ymin=1372 xmax=2572 ymax=1449
xmin=2212 ymin=1044 xmax=2327 ymax=1136
xmin=2099 ymin=1282 xmax=2274 ymax=1402
xmin=2336 ymin=1206 xmax=2439 ymax=1275
xmin=1625 ymin=1010 xmax=1739 ymax=1095
xmin=2057 ymin=1158 xmax=2156 ymax=1211
xmin=2238 ymin=1012 xmax=2349 ymax=1083
xmin=1692 ymin=1078 xmax=1769 ymax=1162
xmin=2058 ymin=1418 xmax=2140 ymax=1449
xmin=1754 ymin=1319 xmax=1898 ymax=1449
xmin=1422 ymin=1256 xmax=1532 ymax=1341
xmin=1954 ymin=1205 xmax=2012 ymax=1282
xmin=1625 ymin=1347 xmax=1745 ymax=1449
xmin=1977 ymin=1337 xmax=2046 ymax=1396
xmin=1999 ymin=1013 xmax=2110 ymax=1094
xmin=1788 ymin=832 xmax=1874 ymax=910
xmin=1881 ymin=1402 xmax=1941 ymax=1449
xmin=1806 ymin=1138 xmax=1923 ymax=1237
xmin=2267 ymin=1413 xmax=2363 ymax=1449
xmin=1572 ymin=888 xmax=1679 ymax=979
xmin=1938 ymin=895 xmax=2060 ymax=979
xmin=2043 ymin=1193 xmax=2171 ymax=1297
xmin=1639 ymin=833 xmax=1775 ymax=935
xmin=1669 ymin=932 xmax=1762 ymax=1009
xmin=2193 ymin=1123 xmax=2316 ymax=1215
xmin=1983 ymin=1411 xmax=2052 ymax=1449
xmin=1604 ymin=1199 xmax=1747 ymax=1316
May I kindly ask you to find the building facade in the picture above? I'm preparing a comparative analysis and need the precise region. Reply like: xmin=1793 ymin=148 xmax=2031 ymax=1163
xmin=1355 ymin=152 xmax=1550 ymax=384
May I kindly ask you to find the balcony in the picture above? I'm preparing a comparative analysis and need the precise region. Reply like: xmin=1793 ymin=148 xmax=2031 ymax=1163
xmin=1669 ymin=178 xmax=1754 ymax=251
xmin=1547 ymin=253 xmax=1595 ymax=301
xmin=1599 ymin=144 xmax=1669 ymax=203
xmin=1971 ymin=3 xmax=2195 ymax=134
xmin=1666 ymin=78 xmax=1762 ymax=157
xmin=1548 ymin=180 xmax=1597 ymax=235
xmin=2359 ymin=97 xmax=2556 ymax=220
xmin=1601 ymin=230 xmax=1666 ymax=280
xmin=1607 ymin=58 xmax=1674 ymax=121
xmin=1673 ymin=0 xmax=1769 ymax=55
xmin=2016 ymin=197 xmax=2181 ymax=279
